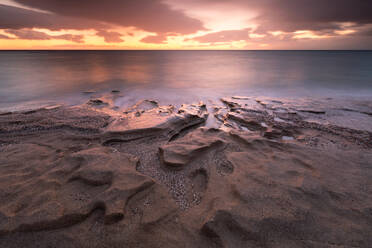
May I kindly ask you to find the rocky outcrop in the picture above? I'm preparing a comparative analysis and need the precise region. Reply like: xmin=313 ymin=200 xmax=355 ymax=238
xmin=0 ymin=96 xmax=372 ymax=248
xmin=0 ymin=106 xmax=110 ymax=134
xmin=159 ymin=128 xmax=224 ymax=168
xmin=103 ymin=101 xmax=209 ymax=143
xmin=0 ymin=146 xmax=176 ymax=234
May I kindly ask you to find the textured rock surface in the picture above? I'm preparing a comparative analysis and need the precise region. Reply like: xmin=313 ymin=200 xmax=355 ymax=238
xmin=0 ymin=96 xmax=371 ymax=248
xmin=104 ymin=101 xmax=208 ymax=138
xmin=0 ymin=146 xmax=161 ymax=233
xmin=159 ymin=128 xmax=224 ymax=168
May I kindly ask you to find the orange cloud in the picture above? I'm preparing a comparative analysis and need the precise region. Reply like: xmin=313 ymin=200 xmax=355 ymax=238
xmin=96 ymin=30 xmax=124 ymax=43
xmin=1 ymin=0 xmax=372 ymax=49
xmin=5 ymin=28 xmax=84 ymax=42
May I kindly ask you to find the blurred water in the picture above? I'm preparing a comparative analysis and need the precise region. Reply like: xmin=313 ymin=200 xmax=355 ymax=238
xmin=0 ymin=50 xmax=371 ymax=110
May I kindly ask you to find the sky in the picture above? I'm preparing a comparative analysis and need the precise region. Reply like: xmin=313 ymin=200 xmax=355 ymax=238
xmin=0 ymin=0 xmax=372 ymax=50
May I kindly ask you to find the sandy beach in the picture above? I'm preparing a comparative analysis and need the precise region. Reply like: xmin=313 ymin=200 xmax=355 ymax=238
xmin=0 ymin=93 xmax=371 ymax=247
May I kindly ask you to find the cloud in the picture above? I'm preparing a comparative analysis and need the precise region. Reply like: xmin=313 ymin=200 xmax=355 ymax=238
xmin=350 ymin=24 xmax=372 ymax=37
xmin=0 ymin=33 xmax=12 ymax=39
xmin=5 ymin=29 xmax=84 ymax=42
xmin=1 ymin=0 xmax=372 ymax=49
xmin=141 ymin=33 xmax=167 ymax=44
xmin=0 ymin=4 xmax=105 ymax=31
xmin=13 ymin=0 xmax=206 ymax=34
xmin=168 ymin=0 xmax=372 ymax=33
xmin=96 ymin=30 xmax=124 ymax=43
xmin=255 ymin=0 xmax=372 ymax=29
xmin=191 ymin=28 xmax=251 ymax=43
xmin=169 ymin=0 xmax=372 ymax=48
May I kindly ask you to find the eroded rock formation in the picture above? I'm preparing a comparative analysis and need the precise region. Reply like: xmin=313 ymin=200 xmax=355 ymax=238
xmin=0 ymin=97 xmax=371 ymax=247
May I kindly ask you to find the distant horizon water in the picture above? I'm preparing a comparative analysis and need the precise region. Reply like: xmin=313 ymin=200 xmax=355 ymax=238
xmin=1 ymin=50 xmax=372 ymax=52
xmin=1 ymin=50 xmax=372 ymax=111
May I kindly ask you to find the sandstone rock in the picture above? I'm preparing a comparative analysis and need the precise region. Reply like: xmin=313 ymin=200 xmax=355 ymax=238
xmin=87 ymin=99 xmax=108 ymax=106
xmin=104 ymin=102 xmax=209 ymax=141
xmin=1 ymin=98 xmax=372 ymax=248
xmin=226 ymin=112 xmax=266 ymax=131
xmin=298 ymin=109 xmax=326 ymax=114
xmin=126 ymin=99 xmax=159 ymax=113
xmin=159 ymin=128 xmax=224 ymax=168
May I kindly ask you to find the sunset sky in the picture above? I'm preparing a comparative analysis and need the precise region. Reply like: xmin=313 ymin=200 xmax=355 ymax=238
xmin=0 ymin=0 xmax=372 ymax=50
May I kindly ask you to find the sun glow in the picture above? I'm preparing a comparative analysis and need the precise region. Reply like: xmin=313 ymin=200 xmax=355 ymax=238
xmin=0 ymin=1 xmax=370 ymax=50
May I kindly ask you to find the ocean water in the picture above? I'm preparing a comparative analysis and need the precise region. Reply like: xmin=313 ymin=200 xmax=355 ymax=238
xmin=0 ymin=50 xmax=371 ymax=110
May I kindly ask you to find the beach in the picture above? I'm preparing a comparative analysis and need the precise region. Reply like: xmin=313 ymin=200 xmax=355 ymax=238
xmin=2 ymin=0 xmax=372 ymax=246
xmin=0 ymin=92 xmax=371 ymax=247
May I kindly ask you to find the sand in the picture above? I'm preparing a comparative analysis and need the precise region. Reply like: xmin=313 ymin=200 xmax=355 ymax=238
xmin=0 ymin=95 xmax=371 ymax=248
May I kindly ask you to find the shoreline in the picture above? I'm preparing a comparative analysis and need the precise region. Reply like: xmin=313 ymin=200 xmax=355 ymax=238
xmin=0 ymin=95 xmax=371 ymax=247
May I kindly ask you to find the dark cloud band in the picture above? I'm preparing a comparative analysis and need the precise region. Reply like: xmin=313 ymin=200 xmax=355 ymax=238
xmin=13 ymin=0 xmax=205 ymax=34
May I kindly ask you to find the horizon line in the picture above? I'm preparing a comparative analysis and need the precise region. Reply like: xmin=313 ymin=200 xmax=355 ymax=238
xmin=0 ymin=49 xmax=371 ymax=51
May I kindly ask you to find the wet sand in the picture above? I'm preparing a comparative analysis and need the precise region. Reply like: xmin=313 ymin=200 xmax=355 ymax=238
xmin=0 ymin=94 xmax=371 ymax=248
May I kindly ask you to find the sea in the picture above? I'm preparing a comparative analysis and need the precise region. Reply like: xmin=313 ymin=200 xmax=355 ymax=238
xmin=0 ymin=50 xmax=372 ymax=111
